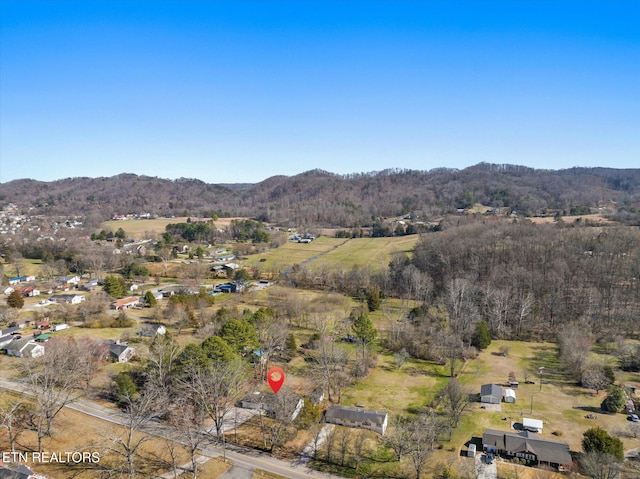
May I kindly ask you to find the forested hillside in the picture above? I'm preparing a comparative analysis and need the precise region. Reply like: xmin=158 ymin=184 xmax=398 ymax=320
xmin=2 ymin=164 xmax=640 ymax=227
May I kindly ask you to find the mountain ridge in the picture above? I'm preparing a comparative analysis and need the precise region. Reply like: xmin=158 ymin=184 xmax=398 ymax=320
xmin=2 ymin=163 xmax=639 ymax=227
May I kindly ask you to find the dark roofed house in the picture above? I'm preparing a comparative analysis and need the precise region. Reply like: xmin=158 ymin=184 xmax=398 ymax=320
xmin=483 ymin=429 xmax=572 ymax=469
xmin=481 ymin=384 xmax=503 ymax=404
xmin=109 ymin=341 xmax=136 ymax=363
xmin=324 ymin=405 xmax=388 ymax=435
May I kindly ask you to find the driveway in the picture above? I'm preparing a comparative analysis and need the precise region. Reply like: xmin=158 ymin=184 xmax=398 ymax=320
xmin=475 ymin=453 xmax=497 ymax=479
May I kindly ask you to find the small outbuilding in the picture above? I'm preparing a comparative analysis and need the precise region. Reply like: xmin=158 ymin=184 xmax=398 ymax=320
xmin=468 ymin=443 xmax=477 ymax=458
xmin=504 ymin=388 xmax=516 ymax=403
xmin=523 ymin=417 xmax=543 ymax=433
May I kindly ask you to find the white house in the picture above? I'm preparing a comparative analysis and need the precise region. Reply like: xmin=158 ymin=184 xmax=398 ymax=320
xmin=50 ymin=294 xmax=85 ymax=305
xmin=58 ymin=275 xmax=80 ymax=285
xmin=111 ymin=296 xmax=140 ymax=310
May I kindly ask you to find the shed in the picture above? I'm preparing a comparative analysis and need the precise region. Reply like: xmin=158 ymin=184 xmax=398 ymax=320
xmin=481 ymin=384 xmax=503 ymax=404
xmin=523 ymin=417 xmax=543 ymax=433
xmin=468 ymin=443 xmax=477 ymax=458
xmin=504 ymin=388 xmax=516 ymax=403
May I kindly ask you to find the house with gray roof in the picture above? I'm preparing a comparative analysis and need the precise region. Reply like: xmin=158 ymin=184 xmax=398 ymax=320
xmin=482 ymin=429 xmax=572 ymax=469
xmin=109 ymin=341 xmax=136 ymax=363
xmin=2 ymin=337 xmax=45 ymax=358
xmin=324 ymin=405 xmax=389 ymax=435
xmin=481 ymin=384 xmax=503 ymax=404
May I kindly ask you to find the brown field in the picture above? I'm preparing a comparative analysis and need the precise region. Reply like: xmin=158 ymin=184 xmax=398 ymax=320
xmin=0 ymin=392 xmax=229 ymax=479
xmin=527 ymin=213 xmax=612 ymax=225
xmin=101 ymin=216 xmax=249 ymax=239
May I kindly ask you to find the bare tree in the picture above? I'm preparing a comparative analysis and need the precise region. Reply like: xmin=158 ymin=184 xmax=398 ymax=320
xmin=579 ymin=451 xmax=622 ymax=479
xmin=438 ymin=378 xmax=471 ymax=439
xmin=101 ymin=391 xmax=158 ymax=478
xmin=21 ymin=337 xmax=88 ymax=451
xmin=145 ymin=334 xmax=181 ymax=406
xmin=167 ymin=398 xmax=210 ymax=479
xmin=406 ymin=412 xmax=441 ymax=479
xmin=383 ymin=415 xmax=414 ymax=461
xmin=0 ymin=400 xmax=30 ymax=453
xmin=558 ymin=324 xmax=593 ymax=382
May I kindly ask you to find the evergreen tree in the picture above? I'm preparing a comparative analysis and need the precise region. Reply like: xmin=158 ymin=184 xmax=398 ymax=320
xmin=471 ymin=321 xmax=491 ymax=350
xmin=143 ymin=291 xmax=157 ymax=307
xmin=103 ymin=275 xmax=126 ymax=298
xmin=582 ymin=427 xmax=624 ymax=461
xmin=601 ymin=386 xmax=626 ymax=413
xmin=7 ymin=290 xmax=24 ymax=309
xmin=285 ymin=333 xmax=297 ymax=357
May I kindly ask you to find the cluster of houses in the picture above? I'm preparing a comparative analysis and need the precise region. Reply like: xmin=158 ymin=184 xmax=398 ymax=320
xmin=237 ymin=387 xmax=390 ymax=436
xmin=475 ymin=383 xmax=572 ymax=470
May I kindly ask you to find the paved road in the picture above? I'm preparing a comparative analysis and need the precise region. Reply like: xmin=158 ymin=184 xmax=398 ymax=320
xmin=0 ymin=376 xmax=343 ymax=479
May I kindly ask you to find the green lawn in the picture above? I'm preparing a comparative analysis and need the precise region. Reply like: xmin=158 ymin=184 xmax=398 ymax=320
xmin=341 ymin=354 xmax=449 ymax=414
xmin=243 ymin=235 xmax=419 ymax=273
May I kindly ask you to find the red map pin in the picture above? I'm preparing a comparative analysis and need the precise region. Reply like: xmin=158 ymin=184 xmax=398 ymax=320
xmin=267 ymin=367 xmax=285 ymax=394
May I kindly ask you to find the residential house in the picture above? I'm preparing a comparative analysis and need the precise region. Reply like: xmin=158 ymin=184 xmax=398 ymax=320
xmin=324 ymin=405 xmax=389 ymax=435
xmin=482 ymin=429 xmax=571 ymax=469
xmin=57 ymin=275 xmax=80 ymax=285
xmin=240 ymin=392 xmax=304 ymax=421
xmin=3 ymin=287 xmax=15 ymax=296
xmin=49 ymin=294 xmax=85 ymax=305
xmin=0 ymin=334 xmax=16 ymax=349
xmin=0 ymin=326 xmax=21 ymax=337
xmin=481 ymin=384 xmax=503 ymax=404
xmin=111 ymin=296 xmax=140 ymax=310
xmin=20 ymin=287 xmax=40 ymax=297
xmin=109 ymin=341 xmax=136 ymax=363
xmin=7 ymin=276 xmax=27 ymax=285
xmin=504 ymin=388 xmax=517 ymax=403
xmin=2 ymin=337 xmax=45 ymax=358
xmin=139 ymin=324 xmax=167 ymax=337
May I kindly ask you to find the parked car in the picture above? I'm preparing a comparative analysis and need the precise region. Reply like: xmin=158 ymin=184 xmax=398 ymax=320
xmin=629 ymin=414 xmax=639 ymax=422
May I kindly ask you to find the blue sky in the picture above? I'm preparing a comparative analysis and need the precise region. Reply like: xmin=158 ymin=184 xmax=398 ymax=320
xmin=1 ymin=1 xmax=638 ymax=184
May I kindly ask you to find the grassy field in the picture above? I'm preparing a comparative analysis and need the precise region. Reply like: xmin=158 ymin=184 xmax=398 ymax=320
xmin=244 ymin=235 xmax=419 ymax=272
xmin=242 ymin=237 xmax=348 ymax=270
xmin=101 ymin=216 xmax=248 ymax=239
xmin=341 ymin=353 xmax=450 ymax=415
xmin=311 ymin=236 xmax=419 ymax=270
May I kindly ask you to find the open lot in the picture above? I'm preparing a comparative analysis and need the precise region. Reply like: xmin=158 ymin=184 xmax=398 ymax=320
xmin=101 ymin=216 xmax=249 ymax=239
xmin=244 ymin=235 xmax=419 ymax=272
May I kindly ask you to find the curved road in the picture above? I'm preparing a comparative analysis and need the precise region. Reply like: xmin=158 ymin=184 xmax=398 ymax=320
xmin=0 ymin=377 xmax=343 ymax=479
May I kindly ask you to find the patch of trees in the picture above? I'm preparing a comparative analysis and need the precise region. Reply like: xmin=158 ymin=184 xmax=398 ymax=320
xmin=229 ymin=219 xmax=270 ymax=243
xmin=165 ymin=220 xmax=217 ymax=243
